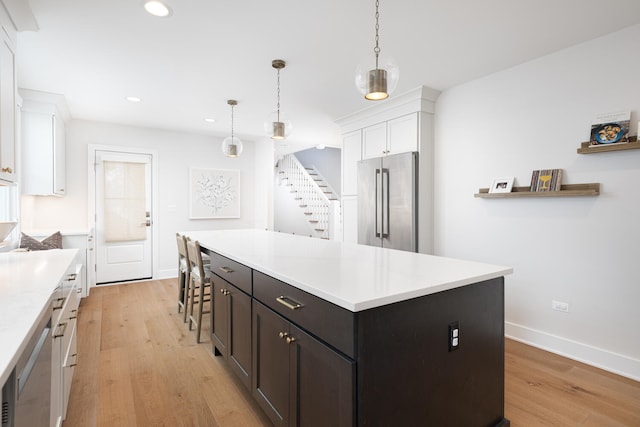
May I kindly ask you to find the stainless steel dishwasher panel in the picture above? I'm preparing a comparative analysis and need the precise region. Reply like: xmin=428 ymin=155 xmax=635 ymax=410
xmin=14 ymin=312 xmax=52 ymax=427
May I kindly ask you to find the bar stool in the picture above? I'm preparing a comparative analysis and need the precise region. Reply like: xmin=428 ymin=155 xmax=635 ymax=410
xmin=187 ymin=238 xmax=211 ymax=343
xmin=176 ymin=233 xmax=190 ymax=322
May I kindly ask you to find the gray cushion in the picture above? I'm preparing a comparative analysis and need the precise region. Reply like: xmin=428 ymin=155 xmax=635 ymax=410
xmin=20 ymin=231 xmax=63 ymax=251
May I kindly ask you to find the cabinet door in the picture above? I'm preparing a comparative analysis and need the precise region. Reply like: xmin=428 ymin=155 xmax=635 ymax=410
xmin=53 ymin=115 xmax=65 ymax=195
xmin=252 ymin=301 xmax=290 ymax=427
xmin=341 ymin=196 xmax=357 ymax=244
xmin=362 ymin=122 xmax=387 ymax=160
xmin=290 ymin=325 xmax=355 ymax=427
xmin=212 ymin=276 xmax=229 ymax=356
xmin=227 ymin=285 xmax=251 ymax=390
xmin=387 ymin=113 xmax=418 ymax=155
xmin=0 ymin=34 xmax=16 ymax=183
xmin=341 ymin=130 xmax=361 ymax=196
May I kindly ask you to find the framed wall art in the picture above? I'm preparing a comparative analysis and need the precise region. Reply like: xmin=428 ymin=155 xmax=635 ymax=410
xmin=488 ymin=177 xmax=514 ymax=194
xmin=189 ymin=168 xmax=240 ymax=219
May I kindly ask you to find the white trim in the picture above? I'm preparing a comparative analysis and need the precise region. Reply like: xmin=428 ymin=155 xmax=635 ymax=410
xmin=87 ymin=144 xmax=159 ymax=287
xmin=157 ymin=268 xmax=178 ymax=280
xmin=505 ymin=321 xmax=640 ymax=381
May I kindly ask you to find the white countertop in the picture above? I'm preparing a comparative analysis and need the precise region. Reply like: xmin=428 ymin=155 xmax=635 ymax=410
xmin=0 ymin=249 xmax=78 ymax=386
xmin=185 ymin=229 xmax=513 ymax=312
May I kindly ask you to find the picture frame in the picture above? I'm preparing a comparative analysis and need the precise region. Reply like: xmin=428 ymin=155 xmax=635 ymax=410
xmin=189 ymin=168 xmax=240 ymax=219
xmin=489 ymin=177 xmax=514 ymax=194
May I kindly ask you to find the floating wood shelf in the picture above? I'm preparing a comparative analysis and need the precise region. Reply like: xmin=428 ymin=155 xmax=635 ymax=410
xmin=577 ymin=136 xmax=639 ymax=154
xmin=475 ymin=183 xmax=600 ymax=199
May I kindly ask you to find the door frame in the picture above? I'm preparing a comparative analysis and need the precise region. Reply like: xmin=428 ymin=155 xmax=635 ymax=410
xmin=88 ymin=144 xmax=159 ymax=286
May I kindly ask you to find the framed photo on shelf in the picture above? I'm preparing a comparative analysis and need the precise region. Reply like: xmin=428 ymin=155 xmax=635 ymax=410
xmin=489 ymin=177 xmax=514 ymax=194
xmin=589 ymin=111 xmax=631 ymax=146
xmin=530 ymin=169 xmax=562 ymax=192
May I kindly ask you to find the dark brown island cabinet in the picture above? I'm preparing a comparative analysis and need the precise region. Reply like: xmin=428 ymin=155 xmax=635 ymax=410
xmin=205 ymin=247 xmax=510 ymax=427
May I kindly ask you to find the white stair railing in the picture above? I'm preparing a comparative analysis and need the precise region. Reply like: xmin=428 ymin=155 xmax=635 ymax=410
xmin=278 ymin=154 xmax=341 ymax=240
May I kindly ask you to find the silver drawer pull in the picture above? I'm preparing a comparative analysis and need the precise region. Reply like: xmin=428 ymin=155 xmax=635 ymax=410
xmin=53 ymin=298 xmax=64 ymax=311
xmin=67 ymin=273 xmax=77 ymax=281
xmin=218 ymin=266 xmax=235 ymax=274
xmin=53 ymin=322 xmax=67 ymax=339
xmin=276 ymin=296 xmax=304 ymax=310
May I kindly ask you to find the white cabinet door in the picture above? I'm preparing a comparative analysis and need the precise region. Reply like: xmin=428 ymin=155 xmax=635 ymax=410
xmin=0 ymin=33 xmax=16 ymax=183
xmin=362 ymin=122 xmax=387 ymax=160
xmin=341 ymin=130 xmax=362 ymax=196
xmin=387 ymin=113 xmax=418 ymax=155
xmin=342 ymin=196 xmax=358 ymax=244
xmin=53 ymin=115 xmax=66 ymax=195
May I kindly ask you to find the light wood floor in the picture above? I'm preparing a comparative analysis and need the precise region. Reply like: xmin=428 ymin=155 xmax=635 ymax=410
xmin=63 ymin=279 xmax=640 ymax=427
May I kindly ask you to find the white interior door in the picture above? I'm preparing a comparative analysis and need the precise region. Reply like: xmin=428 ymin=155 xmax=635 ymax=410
xmin=95 ymin=150 xmax=152 ymax=284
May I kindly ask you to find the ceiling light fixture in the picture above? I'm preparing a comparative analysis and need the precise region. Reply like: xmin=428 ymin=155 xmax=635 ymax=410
xmin=355 ymin=0 xmax=398 ymax=100
xmin=144 ymin=1 xmax=172 ymax=17
xmin=126 ymin=96 xmax=141 ymax=102
xmin=265 ymin=59 xmax=292 ymax=140
xmin=203 ymin=117 xmax=216 ymax=123
xmin=221 ymin=100 xmax=243 ymax=158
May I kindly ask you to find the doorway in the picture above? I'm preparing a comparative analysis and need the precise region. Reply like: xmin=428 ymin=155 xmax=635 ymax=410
xmin=88 ymin=145 xmax=158 ymax=284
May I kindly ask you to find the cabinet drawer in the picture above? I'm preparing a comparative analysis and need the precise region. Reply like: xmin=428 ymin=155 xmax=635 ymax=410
xmin=209 ymin=252 xmax=252 ymax=295
xmin=253 ymin=271 xmax=355 ymax=358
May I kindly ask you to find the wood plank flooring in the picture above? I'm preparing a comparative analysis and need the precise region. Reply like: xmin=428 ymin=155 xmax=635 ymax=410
xmin=63 ymin=279 xmax=640 ymax=427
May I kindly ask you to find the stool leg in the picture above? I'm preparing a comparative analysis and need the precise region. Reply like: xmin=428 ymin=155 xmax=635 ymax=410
xmin=177 ymin=270 xmax=185 ymax=313
xmin=188 ymin=277 xmax=197 ymax=330
xmin=196 ymin=284 xmax=208 ymax=343
xmin=182 ymin=270 xmax=190 ymax=323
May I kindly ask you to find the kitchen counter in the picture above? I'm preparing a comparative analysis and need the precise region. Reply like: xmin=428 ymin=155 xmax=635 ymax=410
xmin=0 ymin=249 xmax=78 ymax=386
xmin=185 ymin=229 xmax=513 ymax=311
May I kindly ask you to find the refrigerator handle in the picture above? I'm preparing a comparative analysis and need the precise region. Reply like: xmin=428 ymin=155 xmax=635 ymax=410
xmin=382 ymin=168 xmax=389 ymax=238
xmin=375 ymin=168 xmax=382 ymax=237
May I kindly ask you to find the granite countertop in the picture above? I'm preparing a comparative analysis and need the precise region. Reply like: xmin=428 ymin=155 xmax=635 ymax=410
xmin=184 ymin=229 xmax=513 ymax=312
xmin=0 ymin=249 xmax=78 ymax=386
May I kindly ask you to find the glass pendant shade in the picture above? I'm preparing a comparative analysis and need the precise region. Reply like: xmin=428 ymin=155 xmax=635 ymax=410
xmin=221 ymin=136 xmax=243 ymax=157
xmin=222 ymin=99 xmax=242 ymax=158
xmin=355 ymin=54 xmax=399 ymax=100
xmin=264 ymin=110 xmax=292 ymax=140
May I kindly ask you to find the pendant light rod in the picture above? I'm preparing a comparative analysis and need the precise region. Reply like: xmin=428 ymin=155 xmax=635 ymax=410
xmin=272 ymin=59 xmax=285 ymax=123
xmin=374 ymin=0 xmax=380 ymax=70
xmin=228 ymin=99 xmax=237 ymax=138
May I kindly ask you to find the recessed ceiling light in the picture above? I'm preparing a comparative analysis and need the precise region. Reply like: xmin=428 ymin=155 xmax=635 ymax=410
xmin=203 ymin=118 xmax=216 ymax=123
xmin=144 ymin=1 xmax=172 ymax=17
xmin=126 ymin=96 xmax=142 ymax=102
xmin=316 ymin=144 xmax=326 ymax=150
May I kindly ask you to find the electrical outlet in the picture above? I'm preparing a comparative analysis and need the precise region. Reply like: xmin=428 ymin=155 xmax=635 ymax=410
xmin=551 ymin=300 xmax=569 ymax=313
xmin=448 ymin=321 xmax=460 ymax=351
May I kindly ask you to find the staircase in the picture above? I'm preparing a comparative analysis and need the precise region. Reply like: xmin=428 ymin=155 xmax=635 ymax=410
xmin=277 ymin=154 xmax=341 ymax=240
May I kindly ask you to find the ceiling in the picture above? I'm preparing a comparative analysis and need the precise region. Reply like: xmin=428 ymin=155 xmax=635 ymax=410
xmin=16 ymin=0 xmax=640 ymax=153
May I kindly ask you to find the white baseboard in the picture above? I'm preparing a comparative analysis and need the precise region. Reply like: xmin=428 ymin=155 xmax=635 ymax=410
xmin=157 ymin=268 xmax=178 ymax=280
xmin=505 ymin=322 xmax=640 ymax=382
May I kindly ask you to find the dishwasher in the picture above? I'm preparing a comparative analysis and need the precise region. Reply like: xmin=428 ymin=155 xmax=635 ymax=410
xmin=10 ymin=310 xmax=52 ymax=427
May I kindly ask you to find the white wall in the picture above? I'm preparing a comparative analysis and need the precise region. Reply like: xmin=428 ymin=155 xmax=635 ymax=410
xmin=21 ymin=119 xmax=271 ymax=278
xmin=435 ymin=24 xmax=640 ymax=379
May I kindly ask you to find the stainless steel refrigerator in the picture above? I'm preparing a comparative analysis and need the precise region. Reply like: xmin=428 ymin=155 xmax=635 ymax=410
xmin=357 ymin=151 xmax=418 ymax=252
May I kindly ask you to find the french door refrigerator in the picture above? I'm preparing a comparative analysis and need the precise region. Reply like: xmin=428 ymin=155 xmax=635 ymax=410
xmin=357 ymin=151 xmax=418 ymax=252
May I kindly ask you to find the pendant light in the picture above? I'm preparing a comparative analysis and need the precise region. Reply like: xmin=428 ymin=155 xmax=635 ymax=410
xmin=221 ymin=100 xmax=243 ymax=158
xmin=264 ymin=59 xmax=292 ymax=140
xmin=355 ymin=0 xmax=399 ymax=100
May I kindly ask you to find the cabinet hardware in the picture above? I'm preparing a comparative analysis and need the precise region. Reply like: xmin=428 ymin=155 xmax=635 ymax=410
xmin=53 ymin=322 xmax=67 ymax=338
xmin=1 ymin=166 xmax=12 ymax=173
xmin=285 ymin=336 xmax=296 ymax=344
xmin=278 ymin=331 xmax=289 ymax=339
xmin=219 ymin=266 xmax=235 ymax=274
xmin=53 ymin=298 xmax=64 ymax=310
xmin=220 ymin=289 xmax=230 ymax=296
xmin=68 ymin=353 xmax=78 ymax=368
xmin=276 ymin=295 xmax=304 ymax=310
xmin=69 ymin=309 xmax=77 ymax=320
xmin=67 ymin=273 xmax=77 ymax=281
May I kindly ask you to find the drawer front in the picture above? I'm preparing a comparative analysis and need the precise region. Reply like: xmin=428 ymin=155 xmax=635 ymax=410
xmin=253 ymin=271 xmax=355 ymax=358
xmin=209 ymin=252 xmax=252 ymax=295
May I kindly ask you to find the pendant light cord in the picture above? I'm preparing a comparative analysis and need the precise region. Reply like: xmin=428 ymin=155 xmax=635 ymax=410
xmin=276 ymin=68 xmax=281 ymax=122
xmin=231 ymin=103 xmax=235 ymax=139
xmin=374 ymin=0 xmax=380 ymax=69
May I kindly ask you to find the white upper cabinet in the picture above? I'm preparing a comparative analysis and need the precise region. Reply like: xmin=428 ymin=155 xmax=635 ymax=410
xmin=362 ymin=113 xmax=418 ymax=160
xmin=0 ymin=11 xmax=17 ymax=183
xmin=341 ymin=130 xmax=362 ymax=196
xmin=21 ymin=91 xmax=69 ymax=196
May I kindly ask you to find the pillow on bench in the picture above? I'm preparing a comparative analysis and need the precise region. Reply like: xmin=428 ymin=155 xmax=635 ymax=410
xmin=20 ymin=231 xmax=63 ymax=251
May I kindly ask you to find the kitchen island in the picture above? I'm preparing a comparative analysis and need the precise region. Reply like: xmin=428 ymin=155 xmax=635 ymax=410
xmin=185 ymin=229 xmax=513 ymax=427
